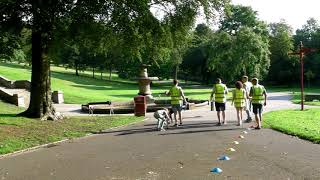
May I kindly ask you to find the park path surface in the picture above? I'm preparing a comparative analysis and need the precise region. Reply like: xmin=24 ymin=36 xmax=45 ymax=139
xmin=1 ymin=92 xmax=320 ymax=180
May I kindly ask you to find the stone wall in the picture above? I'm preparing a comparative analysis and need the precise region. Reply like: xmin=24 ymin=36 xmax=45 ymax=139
xmin=0 ymin=88 xmax=25 ymax=107
xmin=14 ymin=80 xmax=31 ymax=90
xmin=0 ymin=76 xmax=14 ymax=88
xmin=305 ymin=94 xmax=320 ymax=101
xmin=0 ymin=76 xmax=31 ymax=90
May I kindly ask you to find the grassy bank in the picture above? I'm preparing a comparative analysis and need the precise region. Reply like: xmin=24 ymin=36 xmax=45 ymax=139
xmin=263 ymin=108 xmax=320 ymax=143
xmin=0 ymin=62 xmax=213 ymax=103
xmin=0 ymin=101 xmax=143 ymax=155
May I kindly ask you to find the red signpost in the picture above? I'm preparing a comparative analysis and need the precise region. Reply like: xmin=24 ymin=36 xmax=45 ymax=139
xmin=289 ymin=41 xmax=318 ymax=111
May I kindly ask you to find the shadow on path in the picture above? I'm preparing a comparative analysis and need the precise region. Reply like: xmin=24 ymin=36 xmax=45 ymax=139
xmin=92 ymin=121 xmax=246 ymax=136
xmin=159 ymin=127 xmax=247 ymax=135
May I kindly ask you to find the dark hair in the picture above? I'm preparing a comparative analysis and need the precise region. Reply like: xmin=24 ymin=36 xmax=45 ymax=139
xmin=235 ymin=81 xmax=243 ymax=89
xmin=173 ymin=79 xmax=178 ymax=85
xmin=242 ymin=76 xmax=248 ymax=80
xmin=252 ymin=78 xmax=258 ymax=82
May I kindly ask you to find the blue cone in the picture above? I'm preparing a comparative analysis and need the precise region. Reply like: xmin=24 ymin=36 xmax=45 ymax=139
xmin=210 ymin=167 xmax=222 ymax=174
xmin=218 ymin=155 xmax=230 ymax=161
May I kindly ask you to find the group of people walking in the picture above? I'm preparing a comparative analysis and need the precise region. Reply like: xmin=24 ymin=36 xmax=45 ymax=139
xmin=154 ymin=76 xmax=267 ymax=131
xmin=210 ymin=76 xmax=267 ymax=129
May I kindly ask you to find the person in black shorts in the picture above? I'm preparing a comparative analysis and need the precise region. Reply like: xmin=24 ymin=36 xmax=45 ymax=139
xmin=249 ymin=78 xmax=267 ymax=129
xmin=210 ymin=78 xmax=228 ymax=125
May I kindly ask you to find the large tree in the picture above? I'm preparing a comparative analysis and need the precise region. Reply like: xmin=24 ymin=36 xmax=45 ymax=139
xmin=1 ymin=0 xmax=229 ymax=120
xmin=205 ymin=4 xmax=270 ymax=83
xmin=181 ymin=23 xmax=214 ymax=83
xmin=294 ymin=18 xmax=320 ymax=86
xmin=267 ymin=20 xmax=296 ymax=84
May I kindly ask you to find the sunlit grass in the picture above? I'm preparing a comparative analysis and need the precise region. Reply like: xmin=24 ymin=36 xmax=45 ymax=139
xmin=263 ymin=108 xmax=320 ymax=143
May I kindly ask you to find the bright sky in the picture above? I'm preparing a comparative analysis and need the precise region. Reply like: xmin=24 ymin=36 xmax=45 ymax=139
xmin=232 ymin=0 xmax=320 ymax=31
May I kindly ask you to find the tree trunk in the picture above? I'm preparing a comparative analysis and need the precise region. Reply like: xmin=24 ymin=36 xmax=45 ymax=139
xmin=93 ymin=67 xmax=95 ymax=78
xmin=206 ymin=72 xmax=210 ymax=85
xmin=174 ymin=65 xmax=178 ymax=80
xmin=75 ymin=59 xmax=79 ymax=76
xmin=109 ymin=64 xmax=112 ymax=80
xmin=184 ymin=72 xmax=188 ymax=84
xmin=19 ymin=0 xmax=62 ymax=121
xmin=100 ymin=71 xmax=103 ymax=80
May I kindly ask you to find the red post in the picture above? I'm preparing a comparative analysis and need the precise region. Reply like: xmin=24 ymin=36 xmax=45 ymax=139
xmin=289 ymin=42 xmax=319 ymax=111
xmin=299 ymin=42 xmax=304 ymax=111
xmin=134 ymin=96 xmax=147 ymax=116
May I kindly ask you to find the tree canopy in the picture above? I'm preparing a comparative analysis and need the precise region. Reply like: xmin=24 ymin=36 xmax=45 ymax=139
xmin=0 ymin=0 xmax=230 ymax=120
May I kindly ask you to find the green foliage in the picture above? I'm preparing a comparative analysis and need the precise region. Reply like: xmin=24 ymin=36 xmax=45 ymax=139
xmin=184 ymin=5 xmax=271 ymax=84
xmin=267 ymin=21 xmax=297 ymax=84
xmin=293 ymin=18 xmax=320 ymax=85
xmin=0 ymin=62 xmax=214 ymax=103
xmin=220 ymin=5 xmax=260 ymax=34
xmin=181 ymin=23 xmax=214 ymax=83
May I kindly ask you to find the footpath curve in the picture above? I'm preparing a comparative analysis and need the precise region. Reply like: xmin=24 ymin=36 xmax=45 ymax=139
xmin=0 ymin=92 xmax=319 ymax=180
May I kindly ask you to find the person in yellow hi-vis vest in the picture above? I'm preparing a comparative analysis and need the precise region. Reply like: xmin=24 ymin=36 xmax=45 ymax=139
xmin=249 ymin=78 xmax=267 ymax=130
xmin=231 ymin=81 xmax=250 ymax=126
xmin=166 ymin=79 xmax=187 ymax=127
xmin=210 ymin=78 xmax=228 ymax=125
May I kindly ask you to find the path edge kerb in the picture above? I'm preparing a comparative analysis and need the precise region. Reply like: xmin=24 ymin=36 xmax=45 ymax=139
xmin=0 ymin=117 xmax=149 ymax=160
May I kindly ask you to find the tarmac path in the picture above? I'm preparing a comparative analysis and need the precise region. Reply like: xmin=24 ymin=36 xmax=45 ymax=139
xmin=0 ymin=92 xmax=320 ymax=180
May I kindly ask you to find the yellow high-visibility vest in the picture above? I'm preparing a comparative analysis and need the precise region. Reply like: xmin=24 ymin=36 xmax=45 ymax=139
xmin=252 ymin=85 xmax=265 ymax=104
xmin=234 ymin=89 xmax=245 ymax=107
xmin=170 ymin=86 xmax=181 ymax=105
xmin=214 ymin=83 xmax=226 ymax=103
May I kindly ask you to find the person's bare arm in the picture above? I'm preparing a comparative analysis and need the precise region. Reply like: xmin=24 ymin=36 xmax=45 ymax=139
xmin=249 ymin=87 xmax=253 ymax=97
xmin=210 ymin=86 xmax=215 ymax=101
xmin=180 ymin=88 xmax=187 ymax=103
xmin=224 ymin=85 xmax=229 ymax=94
xmin=166 ymin=89 xmax=171 ymax=96
xmin=245 ymin=91 xmax=250 ymax=99
xmin=231 ymin=90 xmax=235 ymax=105
xmin=164 ymin=112 xmax=170 ymax=121
xmin=244 ymin=90 xmax=248 ymax=104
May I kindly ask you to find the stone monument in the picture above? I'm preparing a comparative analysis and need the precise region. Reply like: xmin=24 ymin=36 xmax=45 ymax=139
xmin=136 ymin=64 xmax=158 ymax=103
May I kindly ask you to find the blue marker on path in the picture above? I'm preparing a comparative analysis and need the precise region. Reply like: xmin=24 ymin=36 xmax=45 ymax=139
xmin=218 ymin=155 xmax=230 ymax=161
xmin=211 ymin=167 xmax=222 ymax=174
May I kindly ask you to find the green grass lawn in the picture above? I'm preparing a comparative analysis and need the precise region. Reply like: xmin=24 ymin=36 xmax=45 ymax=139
xmin=268 ymin=86 xmax=320 ymax=106
xmin=0 ymin=100 xmax=143 ymax=155
xmin=263 ymin=108 xmax=320 ymax=143
xmin=0 ymin=62 xmax=215 ymax=104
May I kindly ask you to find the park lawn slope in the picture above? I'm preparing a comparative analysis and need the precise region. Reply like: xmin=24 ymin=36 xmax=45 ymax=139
xmin=0 ymin=101 xmax=143 ymax=155
xmin=0 ymin=62 xmax=214 ymax=103
xmin=268 ymin=86 xmax=320 ymax=106
xmin=291 ymin=94 xmax=320 ymax=106
xmin=263 ymin=108 xmax=320 ymax=143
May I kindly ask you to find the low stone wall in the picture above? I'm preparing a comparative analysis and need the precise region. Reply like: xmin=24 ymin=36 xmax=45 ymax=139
xmin=0 ymin=76 xmax=64 ymax=106
xmin=14 ymin=80 xmax=31 ymax=90
xmin=0 ymin=76 xmax=14 ymax=88
xmin=0 ymin=76 xmax=31 ymax=90
xmin=305 ymin=94 xmax=320 ymax=101
xmin=0 ymin=88 xmax=25 ymax=107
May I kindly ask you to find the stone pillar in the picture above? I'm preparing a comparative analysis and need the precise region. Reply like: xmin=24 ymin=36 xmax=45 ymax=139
xmin=52 ymin=91 xmax=64 ymax=104
xmin=13 ymin=94 xmax=25 ymax=107
xmin=138 ymin=78 xmax=152 ymax=96
xmin=137 ymin=65 xmax=158 ymax=103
